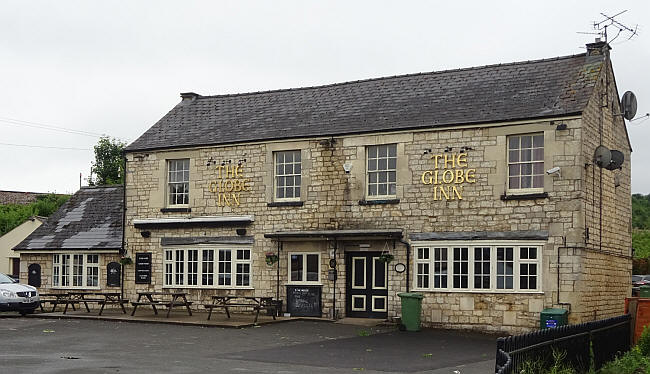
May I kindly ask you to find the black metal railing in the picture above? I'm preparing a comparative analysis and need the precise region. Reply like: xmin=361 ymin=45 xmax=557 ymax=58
xmin=495 ymin=314 xmax=631 ymax=374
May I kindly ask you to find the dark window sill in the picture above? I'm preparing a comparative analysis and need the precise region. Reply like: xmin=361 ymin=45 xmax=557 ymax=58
xmin=267 ymin=201 xmax=304 ymax=207
xmin=359 ymin=199 xmax=400 ymax=206
xmin=500 ymin=192 xmax=548 ymax=201
xmin=160 ymin=207 xmax=192 ymax=213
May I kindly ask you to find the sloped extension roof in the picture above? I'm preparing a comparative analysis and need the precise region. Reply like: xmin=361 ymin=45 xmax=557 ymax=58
xmin=14 ymin=186 xmax=123 ymax=251
xmin=127 ymin=53 xmax=604 ymax=152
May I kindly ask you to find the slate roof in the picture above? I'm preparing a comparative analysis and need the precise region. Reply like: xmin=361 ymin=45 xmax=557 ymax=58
xmin=13 ymin=186 xmax=123 ymax=251
xmin=126 ymin=53 xmax=604 ymax=152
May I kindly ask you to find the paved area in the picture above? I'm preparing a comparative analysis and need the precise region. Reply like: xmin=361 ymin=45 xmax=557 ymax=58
xmin=0 ymin=317 xmax=496 ymax=373
xmin=27 ymin=307 xmax=302 ymax=328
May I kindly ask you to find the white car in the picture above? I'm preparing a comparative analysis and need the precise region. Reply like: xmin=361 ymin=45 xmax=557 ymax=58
xmin=0 ymin=272 xmax=40 ymax=315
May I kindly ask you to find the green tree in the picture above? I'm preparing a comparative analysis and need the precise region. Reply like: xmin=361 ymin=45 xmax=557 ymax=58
xmin=89 ymin=136 xmax=126 ymax=185
xmin=0 ymin=194 xmax=70 ymax=236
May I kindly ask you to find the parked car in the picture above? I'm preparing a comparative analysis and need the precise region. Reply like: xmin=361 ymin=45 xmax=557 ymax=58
xmin=0 ymin=272 xmax=39 ymax=315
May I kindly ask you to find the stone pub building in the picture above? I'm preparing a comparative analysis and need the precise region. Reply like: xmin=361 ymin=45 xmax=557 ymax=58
xmin=18 ymin=41 xmax=632 ymax=333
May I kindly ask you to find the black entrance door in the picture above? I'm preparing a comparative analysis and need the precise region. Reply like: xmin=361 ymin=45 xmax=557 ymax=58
xmin=345 ymin=252 xmax=388 ymax=318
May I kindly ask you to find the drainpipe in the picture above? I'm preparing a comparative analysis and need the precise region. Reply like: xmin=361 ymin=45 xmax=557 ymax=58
xmin=276 ymin=241 xmax=281 ymax=301
xmin=120 ymin=152 xmax=127 ymax=299
xmin=399 ymin=236 xmax=411 ymax=292
xmin=333 ymin=238 xmax=337 ymax=320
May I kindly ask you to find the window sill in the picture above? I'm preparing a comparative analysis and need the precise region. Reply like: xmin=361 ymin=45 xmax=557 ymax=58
xmin=500 ymin=192 xmax=548 ymax=201
xmin=162 ymin=286 xmax=255 ymax=290
xmin=267 ymin=201 xmax=304 ymax=207
xmin=51 ymin=287 xmax=101 ymax=290
xmin=359 ymin=199 xmax=400 ymax=206
xmin=411 ymin=288 xmax=544 ymax=295
xmin=160 ymin=207 xmax=192 ymax=213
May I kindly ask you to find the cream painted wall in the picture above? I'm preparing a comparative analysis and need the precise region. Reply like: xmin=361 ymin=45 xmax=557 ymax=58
xmin=0 ymin=217 xmax=43 ymax=275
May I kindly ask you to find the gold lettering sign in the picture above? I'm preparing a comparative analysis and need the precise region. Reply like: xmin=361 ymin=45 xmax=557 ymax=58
xmin=208 ymin=164 xmax=251 ymax=207
xmin=421 ymin=153 xmax=476 ymax=200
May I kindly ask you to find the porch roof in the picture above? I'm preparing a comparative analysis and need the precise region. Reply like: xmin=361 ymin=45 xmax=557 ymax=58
xmin=264 ymin=229 xmax=403 ymax=241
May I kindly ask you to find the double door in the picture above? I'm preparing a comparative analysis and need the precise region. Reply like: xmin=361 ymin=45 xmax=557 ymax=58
xmin=345 ymin=252 xmax=388 ymax=318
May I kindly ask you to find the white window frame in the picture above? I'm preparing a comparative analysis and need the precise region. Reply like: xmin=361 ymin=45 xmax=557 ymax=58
xmin=507 ymin=133 xmax=544 ymax=194
xmin=167 ymin=158 xmax=190 ymax=206
xmin=274 ymin=150 xmax=302 ymax=201
xmin=287 ymin=252 xmax=321 ymax=285
xmin=52 ymin=253 xmax=100 ymax=290
xmin=163 ymin=245 xmax=253 ymax=289
xmin=366 ymin=144 xmax=397 ymax=199
xmin=411 ymin=241 xmax=544 ymax=294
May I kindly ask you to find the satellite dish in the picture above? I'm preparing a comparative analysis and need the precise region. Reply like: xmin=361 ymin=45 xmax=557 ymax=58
xmin=593 ymin=145 xmax=611 ymax=168
xmin=621 ymin=91 xmax=637 ymax=120
xmin=606 ymin=150 xmax=625 ymax=170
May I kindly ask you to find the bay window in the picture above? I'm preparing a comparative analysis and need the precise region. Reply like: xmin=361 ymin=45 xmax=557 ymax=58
xmin=164 ymin=247 xmax=251 ymax=288
xmin=52 ymin=254 xmax=100 ymax=289
xmin=413 ymin=243 xmax=542 ymax=293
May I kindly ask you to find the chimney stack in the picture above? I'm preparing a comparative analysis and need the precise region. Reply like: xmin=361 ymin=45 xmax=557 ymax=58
xmin=586 ymin=38 xmax=610 ymax=58
xmin=180 ymin=92 xmax=199 ymax=105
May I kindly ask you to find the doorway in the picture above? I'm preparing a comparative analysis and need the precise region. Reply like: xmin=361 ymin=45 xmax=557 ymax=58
xmin=345 ymin=252 xmax=388 ymax=318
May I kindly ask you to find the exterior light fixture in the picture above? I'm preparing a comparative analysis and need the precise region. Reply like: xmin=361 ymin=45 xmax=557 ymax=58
xmin=343 ymin=162 xmax=353 ymax=174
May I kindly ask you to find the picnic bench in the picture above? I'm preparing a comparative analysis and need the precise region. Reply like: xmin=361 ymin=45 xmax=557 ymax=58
xmin=203 ymin=296 xmax=278 ymax=323
xmin=95 ymin=292 xmax=129 ymax=315
xmin=63 ymin=291 xmax=101 ymax=314
xmin=131 ymin=291 xmax=193 ymax=318
xmin=39 ymin=293 xmax=70 ymax=312
xmin=39 ymin=292 xmax=129 ymax=315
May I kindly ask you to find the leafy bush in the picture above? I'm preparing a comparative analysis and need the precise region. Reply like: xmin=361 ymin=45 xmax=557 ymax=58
xmin=598 ymin=346 xmax=650 ymax=374
xmin=639 ymin=326 xmax=650 ymax=357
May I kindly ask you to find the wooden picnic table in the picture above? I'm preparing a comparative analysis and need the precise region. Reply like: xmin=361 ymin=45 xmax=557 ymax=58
xmin=203 ymin=296 xmax=277 ymax=323
xmin=131 ymin=291 xmax=193 ymax=318
xmin=95 ymin=292 xmax=129 ymax=315
xmin=39 ymin=292 xmax=70 ymax=312
xmin=63 ymin=291 xmax=99 ymax=314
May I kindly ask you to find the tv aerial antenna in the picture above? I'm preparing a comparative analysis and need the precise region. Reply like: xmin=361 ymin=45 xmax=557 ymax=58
xmin=591 ymin=10 xmax=638 ymax=43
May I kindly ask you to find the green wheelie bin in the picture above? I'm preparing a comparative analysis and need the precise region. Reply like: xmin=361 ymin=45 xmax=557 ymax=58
xmin=398 ymin=292 xmax=424 ymax=332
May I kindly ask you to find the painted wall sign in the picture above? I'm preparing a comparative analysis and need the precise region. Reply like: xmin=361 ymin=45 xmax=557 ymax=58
xmin=28 ymin=263 xmax=41 ymax=287
xmin=135 ymin=252 xmax=152 ymax=284
xmin=420 ymin=153 xmax=476 ymax=200
xmin=208 ymin=164 xmax=251 ymax=207
xmin=107 ymin=262 xmax=121 ymax=287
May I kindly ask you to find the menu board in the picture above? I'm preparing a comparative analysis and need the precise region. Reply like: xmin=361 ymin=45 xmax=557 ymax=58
xmin=135 ymin=252 xmax=152 ymax=284
xmin=286 ymin=285 xmax=322 ymax=317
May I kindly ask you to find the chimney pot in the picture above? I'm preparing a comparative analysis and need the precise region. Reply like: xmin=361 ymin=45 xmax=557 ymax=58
xmin=180 ymin=92 xmax=199 ymax=101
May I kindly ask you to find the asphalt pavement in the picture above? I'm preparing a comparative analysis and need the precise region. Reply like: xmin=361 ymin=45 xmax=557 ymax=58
xmin=0 ymin=317 xmax=496 ymax=373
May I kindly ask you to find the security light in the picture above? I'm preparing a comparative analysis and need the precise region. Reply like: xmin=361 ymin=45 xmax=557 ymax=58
xmin=546 ymin=167 xmax=561 ymax=176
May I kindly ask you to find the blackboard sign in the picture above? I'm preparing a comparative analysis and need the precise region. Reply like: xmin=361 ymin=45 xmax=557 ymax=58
xmin=135 ymin=253 xmax=152 ymax=284
xmin=107 ymin=262 xmax=121 ymax=287
xmin=28 ymin=263 xmax=41 ymax=287
xmin=286 ymin=285 xmax=322 ymax=317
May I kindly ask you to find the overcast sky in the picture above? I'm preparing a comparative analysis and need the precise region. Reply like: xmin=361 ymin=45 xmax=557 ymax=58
xmin=1 ymin=1 xmax=649 ymax=194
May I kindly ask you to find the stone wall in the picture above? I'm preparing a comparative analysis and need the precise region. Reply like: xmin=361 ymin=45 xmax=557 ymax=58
xmin=19 ymin=253 xmax=121 ymax=294
xmin=576 ymin=58 xmax=633 ymax=322
xmin=123 ymin=58 xmax=631 ymax=332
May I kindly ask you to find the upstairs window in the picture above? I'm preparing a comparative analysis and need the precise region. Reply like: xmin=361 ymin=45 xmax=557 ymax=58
xmin=275 ymin=150 xmax=301 ymax=200
xmin=168 ymin=159 xmax=190 ymax=205
xmin=508 ymin=134 xmax=544 ymax=192
xmin=367 ymin=144 xmax=397 ymax=198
